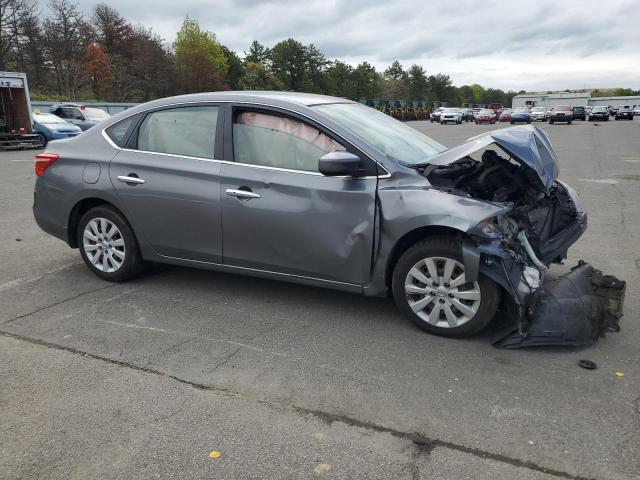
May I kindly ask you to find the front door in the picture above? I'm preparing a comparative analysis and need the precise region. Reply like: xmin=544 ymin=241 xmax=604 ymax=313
xmin=220 ymin=107 xmax=378 ymax=286
xmin=109 ymin=104 xmax=224 ymax=263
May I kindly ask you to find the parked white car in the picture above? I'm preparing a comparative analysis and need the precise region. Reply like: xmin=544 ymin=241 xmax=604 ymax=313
xmin=440 ymin=107 xmax=462 ymax=124
xmin=633 ymin=105 xmax=640 ymax=116
xmin=530 ymin=107 xmax=546 ymax=122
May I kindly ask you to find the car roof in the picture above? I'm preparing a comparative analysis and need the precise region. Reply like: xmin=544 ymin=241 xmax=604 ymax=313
xmin=143 ymin=91 xmax=355 ymax=107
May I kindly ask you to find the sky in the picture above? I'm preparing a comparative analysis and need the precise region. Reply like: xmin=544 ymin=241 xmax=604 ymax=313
xmin=62 ymin=0 xmax=640 ymax=91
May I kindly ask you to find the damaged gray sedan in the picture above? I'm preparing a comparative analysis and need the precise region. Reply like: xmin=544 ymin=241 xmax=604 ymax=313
xmin=33 ymin=92 xmax=623 ymax=345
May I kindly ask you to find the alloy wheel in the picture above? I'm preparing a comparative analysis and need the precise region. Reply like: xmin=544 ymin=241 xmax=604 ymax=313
xmin=404 ymin=256 xmax=481 ymax=328
xmin=83 ymin=218 xmax=126 ymax=273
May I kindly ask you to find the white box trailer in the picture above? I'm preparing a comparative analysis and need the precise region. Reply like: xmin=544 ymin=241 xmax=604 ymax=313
xmin=0 ymin=71 xmax=40 ymax=150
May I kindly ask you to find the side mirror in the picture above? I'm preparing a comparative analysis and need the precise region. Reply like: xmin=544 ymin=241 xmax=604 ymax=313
xmin=318 ymin=151 xmax=361 ymax=177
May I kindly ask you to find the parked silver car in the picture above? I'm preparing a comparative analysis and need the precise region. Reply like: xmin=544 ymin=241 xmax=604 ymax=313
xmin=33 ymin=92 xmax=587 ymax=338
xmin=440 ymin=107 xmax=462 ymax=124
xmin=530 ymin=107 xmax=546 ymax=122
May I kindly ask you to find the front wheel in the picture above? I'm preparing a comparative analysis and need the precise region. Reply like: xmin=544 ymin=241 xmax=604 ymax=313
xmin=77 ymin=206 xmax=145 ymax=282
xmin=392 ymin=236 xmax=500 ymax=337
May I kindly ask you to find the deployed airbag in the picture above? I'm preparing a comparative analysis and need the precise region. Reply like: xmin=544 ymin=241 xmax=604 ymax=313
xmin=494 ymin=261 xmax=626 ymax=348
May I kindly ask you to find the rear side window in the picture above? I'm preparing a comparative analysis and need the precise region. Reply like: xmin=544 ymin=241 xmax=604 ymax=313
xmin=233 ymin=110 xmax=345 ymax=172
xmin=137 ymin=106 xmax=219 ymax=159
xmin=105 ymin=117 xmax=136 ymax=148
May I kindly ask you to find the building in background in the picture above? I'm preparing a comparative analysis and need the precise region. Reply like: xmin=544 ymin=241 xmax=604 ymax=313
xmin=512 ymin=91 xmax=640 ymax=109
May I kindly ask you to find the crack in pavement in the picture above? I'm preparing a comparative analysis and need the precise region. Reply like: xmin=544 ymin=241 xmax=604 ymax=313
xmin=0 ymin=329 xmax=600 ymax=480
xmin=1 ymin=284 xmax=119 ymax=326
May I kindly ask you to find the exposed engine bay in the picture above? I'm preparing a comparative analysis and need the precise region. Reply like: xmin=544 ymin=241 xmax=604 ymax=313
xmin=420 ymin=144 xmax=625 ymax=348
xmin=426 ymin=148 xmax=579 ymax=265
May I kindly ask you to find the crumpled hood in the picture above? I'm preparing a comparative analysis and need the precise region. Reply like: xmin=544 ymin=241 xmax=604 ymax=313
xmin=420 ymin=125 xmax=559 ymax=190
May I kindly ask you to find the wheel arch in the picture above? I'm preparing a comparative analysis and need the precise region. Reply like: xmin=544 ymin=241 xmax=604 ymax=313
xmin=67 ymin=197 xmax=132 ymax=248
xmin=384 ymin=225 xmax=465 ymax=290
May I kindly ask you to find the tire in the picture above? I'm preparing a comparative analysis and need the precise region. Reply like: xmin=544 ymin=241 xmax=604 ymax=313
xmin=392 ymin=236 xmax=500 ymax=337
xmin=37 ymin=133 xmax=47 ymax=147
xmin=510 ymin=121 xmax=514 ymax=124
xmin=568 ymin=120 xmax=572 ymax=125
xmin=77 ymin=206 xmax=145 ymax=282
xmin=549 ymin=119 xmax=554 ymax=124
xmin=527 ymin=120 xmax=531 ymax=124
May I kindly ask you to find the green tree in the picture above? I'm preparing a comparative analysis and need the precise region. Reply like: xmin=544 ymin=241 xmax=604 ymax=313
xmin=383 ymin=60 xmax=408 ymax=99
xmin=352 ymin=61 xmax=381 ymax=99
xmin=222 ymin=46 xmax=243 ymax=90
xmin=325 ymin=60 xmax=354 ymax=98
xmin=173 ymin=17 xmax=228 ymax=93
xmin=268 ymin=38 xmax=308 ymax=91
xmin=239 ymin=61 xmax=282 ymax=90
xmin=244 ymin=40 xmax=269 ymax=64
xmin=407 ymin=64 xmax=429 ymax=100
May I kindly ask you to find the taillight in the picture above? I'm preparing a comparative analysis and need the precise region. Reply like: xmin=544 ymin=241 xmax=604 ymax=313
xmin=35 ymin=153 xmax=59 ymax=177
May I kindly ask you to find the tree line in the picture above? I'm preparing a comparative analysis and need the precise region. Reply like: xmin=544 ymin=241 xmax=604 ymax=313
xmin=3 ymin=0 xmax=634 ymax=106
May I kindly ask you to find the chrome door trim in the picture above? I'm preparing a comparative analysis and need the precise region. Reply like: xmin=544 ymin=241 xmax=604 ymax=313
xmin=226 ymin=188 xmax=261 ymax=199
xmin=116 ymin=175 xmax=146 ymax=184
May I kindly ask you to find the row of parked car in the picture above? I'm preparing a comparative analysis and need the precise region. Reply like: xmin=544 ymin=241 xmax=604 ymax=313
xmin=430 ymin=104 xmax=639 ymax=126
xmin=32 ymin=103 xmax=111 ymax=146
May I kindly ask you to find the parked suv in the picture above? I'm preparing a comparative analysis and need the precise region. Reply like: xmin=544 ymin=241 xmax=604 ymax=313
xmin=571 ymin=106 xmax=586 ymax=121
xmin=614 ymin=106 xmax=634 ymax=120
xmin=430 ymin=107 xmax=444 ymax=123
xmin=440 ymin=107 xmax=462 ymax=124
xmin=33 ymin=92 xmax=587 ymax=338
xmin=50 ymin=103 xmax=111 ymax=131
xmin=588 ymin=106 xmax=609 ymax=121
xmin=548 ymin=105 xmax=573 ymax=124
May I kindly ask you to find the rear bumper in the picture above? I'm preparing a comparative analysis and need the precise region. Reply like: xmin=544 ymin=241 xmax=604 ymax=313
xmin=549 ymin=114 xmax=572 ymax=122
xmin=33 ymin=180 xmax=71 ymax=245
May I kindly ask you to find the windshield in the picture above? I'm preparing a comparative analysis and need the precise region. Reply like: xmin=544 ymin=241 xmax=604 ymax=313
xmin=33 ymin=114 xmax=68 ymax=124
xmin=443 ymin=108 xmax=460 ymax=113
xmin=556 ymin=105 xmax=571 ymax=111
xmin=593 ymin=107 xmax=607 ymax=112
xmin=82 ymin=108 xmax=110 ymax=120
xmin=514 ymin=108 xmax=528 ymax=113
xmin=531 ymin=107 xmax=544 ymax=112
xmin=314 ymin=103 xmax=447 ymax=166
xmin=479 ymin=109 xmax=493 ymax=114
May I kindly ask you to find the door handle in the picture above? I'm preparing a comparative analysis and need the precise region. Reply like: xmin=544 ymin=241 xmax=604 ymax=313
xmin=226 ymin=188 xmax=261 ymax=199
xmin=117 ymin=175 xmax=146 ymax=185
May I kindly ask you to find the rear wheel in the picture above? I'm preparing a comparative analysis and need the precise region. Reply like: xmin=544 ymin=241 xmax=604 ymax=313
xmin=392 ymin=236 xmax=500 ymax=337
xmin=37 ymin=133 xmax=47 ymax=147
xmin=77 ymin=206 xmax=145 ymax=282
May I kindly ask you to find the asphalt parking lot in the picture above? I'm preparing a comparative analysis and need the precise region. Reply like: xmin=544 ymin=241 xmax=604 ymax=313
xmin=1 ymin=118 xmax=639 ymax=480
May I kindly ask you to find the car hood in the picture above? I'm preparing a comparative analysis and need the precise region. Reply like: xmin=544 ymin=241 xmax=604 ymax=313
xmin=44 ymin=123 xmax=82 ymax=133
xmin=418 ymin=125 xmax=559 ymax=190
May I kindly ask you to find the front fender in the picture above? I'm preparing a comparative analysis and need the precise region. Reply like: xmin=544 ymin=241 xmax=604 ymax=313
xmin=363 ymin=185 xmax=510 ymax=296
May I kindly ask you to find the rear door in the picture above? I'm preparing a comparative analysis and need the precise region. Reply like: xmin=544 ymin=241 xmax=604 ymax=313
xmin=220 ymin=105 xmax=378 ymax=286
xmin=109 ymin=104 xmax=224 ymax=263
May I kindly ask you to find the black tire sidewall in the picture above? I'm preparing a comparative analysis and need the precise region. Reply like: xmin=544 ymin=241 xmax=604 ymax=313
xmin=392 ymin=237 xmax=500 ymax=337
xmin=77 ymin=206 xmax=143 ymax=282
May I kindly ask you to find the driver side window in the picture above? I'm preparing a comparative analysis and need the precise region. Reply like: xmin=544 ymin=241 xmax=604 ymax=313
xmin=233 ymin=110 xmax=345 ymax=173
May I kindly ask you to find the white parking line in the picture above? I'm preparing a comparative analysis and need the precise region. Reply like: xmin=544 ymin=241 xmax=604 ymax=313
xmin=577 ymin=178 xmax=619 ymax=184
xmin=9 ymin=159 xmax=35 ymax=162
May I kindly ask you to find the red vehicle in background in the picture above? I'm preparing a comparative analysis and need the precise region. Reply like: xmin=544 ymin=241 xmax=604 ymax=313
xmin=474 ymin=108 xmax=496 ymax=124
xmin=499 ymin=108 xmax=512 ymax=122
xmin=489 ymin=103 xmax=503 ymax=115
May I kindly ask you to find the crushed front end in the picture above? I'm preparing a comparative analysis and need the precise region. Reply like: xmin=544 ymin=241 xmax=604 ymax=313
xmin=421 ymin=126 xmax=626 ymax=347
